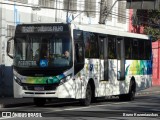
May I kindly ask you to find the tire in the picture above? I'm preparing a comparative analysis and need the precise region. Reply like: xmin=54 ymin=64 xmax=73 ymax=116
xmin=33 ymin=98 xmax=46 ymax=107
xmin=127 ymin=81 xmax=136 ymax=101
xmin=80 ymin=83 xmax=92 ymax=106
xmin=119 ymin=80 xmax=136 ymax=101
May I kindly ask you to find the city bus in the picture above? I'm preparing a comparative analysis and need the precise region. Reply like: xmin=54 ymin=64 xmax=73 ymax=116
xmin=7 ymin=23 xmax=152 ymax=106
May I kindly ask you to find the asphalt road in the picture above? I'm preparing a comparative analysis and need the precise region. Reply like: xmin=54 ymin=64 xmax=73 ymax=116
xmin=0 ymin=93 xmax=160 ymax=120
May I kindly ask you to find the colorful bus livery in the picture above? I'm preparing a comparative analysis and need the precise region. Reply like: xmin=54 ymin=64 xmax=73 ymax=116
xmin=7 ymin=23 xmax=152 ymax=106
xmin=125 ymin=60 xmax=152 ymax=76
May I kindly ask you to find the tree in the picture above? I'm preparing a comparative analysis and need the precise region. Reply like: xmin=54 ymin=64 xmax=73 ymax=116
xmin=133 ymin=9 xmax=160 ymax=41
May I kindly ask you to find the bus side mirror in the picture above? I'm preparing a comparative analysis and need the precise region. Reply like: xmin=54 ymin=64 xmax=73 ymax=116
xmin=7 ymin=37 xmax=14 ymax=59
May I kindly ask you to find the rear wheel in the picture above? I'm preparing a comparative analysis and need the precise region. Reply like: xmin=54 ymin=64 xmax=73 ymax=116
xmin=33 ymin=98 xmax=46 ymax=107
xmin=80 ymin=83 xmax=92 ymax=106
xmin=119 ymin=80 xmax=136 ymax=101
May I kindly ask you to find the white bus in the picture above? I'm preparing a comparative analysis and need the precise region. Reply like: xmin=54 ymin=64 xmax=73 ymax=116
xmin=7 ymin=23 xmax=152 ymax=106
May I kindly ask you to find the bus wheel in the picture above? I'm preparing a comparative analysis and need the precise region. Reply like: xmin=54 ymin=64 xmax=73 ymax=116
xmin=119 ymin=81 xmax=136 ymax=101
xmin=80 ymin=83 xmax=92 ymax=106
xmin=127 ymin=81 xmax=136 ymax=101
xmin=33 ymin=98 xmax=46 ymax=107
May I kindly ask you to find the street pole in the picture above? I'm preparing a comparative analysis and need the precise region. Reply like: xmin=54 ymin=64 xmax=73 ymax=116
xmin=99 ymin=0 xmax=104 ymax=24
xmin=55 ymin=0 xmax=57 ymax=22
xmin=99 ymin=0 xmax=125 ymax=24
xmin=66 ymin=0 xmax=70 ymax=23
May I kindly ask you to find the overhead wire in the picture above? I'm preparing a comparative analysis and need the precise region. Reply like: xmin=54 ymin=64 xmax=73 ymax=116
xmin=0 ymin=0 xmax=158 ymax=26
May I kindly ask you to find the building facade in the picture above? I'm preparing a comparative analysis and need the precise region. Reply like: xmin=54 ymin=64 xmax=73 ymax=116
xmin=0 ymin=0 xmax=129 ymax=96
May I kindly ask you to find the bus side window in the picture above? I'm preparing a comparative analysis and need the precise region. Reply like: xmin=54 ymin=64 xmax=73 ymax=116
xmin=84 ymin=32 xmax=98 ymax=58
xmin=145 ymin=41 xmax=151 ymax=60
xmin=132 ymin=39 xmax=139 ymax=59
xmin=75 ymin=43 xmax=84 ymax=63
xmin=108 ymin=36 xmax=116 ymax=59
xmin=125 ymin=38 xmax=132 ymax=59
xmin=139 ymin=40 xmax=145 ymax=60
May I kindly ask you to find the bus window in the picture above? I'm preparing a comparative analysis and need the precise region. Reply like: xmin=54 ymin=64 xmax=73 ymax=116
xmin=75 ymin=43 xmax=84 ymax=63
xmin=84 ymin=32 xmax=98 ymax=58
xmin=145 ymin=41 xmax=151 ymax=60
xmin=99 ymin=38 xmax=104 ymax=59
xmin=108 ymin=36 xmax=116 ymax=59
xmin=73 ymin=30 xmax=83 ymax=41
xmin=139 ymin=40 xmax=145 ymax=59
xmin=125 ymin=38 xmax=132 ymax=59
xmin=132 ymin=39 xmax=139 ymax=59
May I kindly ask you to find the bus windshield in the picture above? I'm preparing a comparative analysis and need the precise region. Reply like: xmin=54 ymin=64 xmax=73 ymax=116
xmin=14 ymin=33 xmax=72 ymax=69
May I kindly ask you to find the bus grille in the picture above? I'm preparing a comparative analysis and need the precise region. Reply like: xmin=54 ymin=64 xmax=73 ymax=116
xmin=22 ymin=84 xmax=58 ymax=91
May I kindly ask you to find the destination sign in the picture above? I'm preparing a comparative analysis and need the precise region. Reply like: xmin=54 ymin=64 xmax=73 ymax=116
xmin=18 ymin=61 xmax=37 ymax=67
xmin=21 ymin=26 xmax=64 ymax=33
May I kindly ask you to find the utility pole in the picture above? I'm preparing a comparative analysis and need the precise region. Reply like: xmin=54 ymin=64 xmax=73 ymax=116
xmin=99 ymin=0 xmax=105 ymax=24
xmin=55 ymin=0 xmax=57 ymax=22
xmin=66 ymin=0 xmax=70 ymax=23
xmin=99 ymin=0 xmax=125 ymax=24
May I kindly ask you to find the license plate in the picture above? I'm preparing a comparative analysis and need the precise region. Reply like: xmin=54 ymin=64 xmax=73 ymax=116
xmin=34 ymin=86 xmax=44 ymax=91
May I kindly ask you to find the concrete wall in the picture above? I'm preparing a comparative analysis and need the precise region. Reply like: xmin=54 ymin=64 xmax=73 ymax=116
xmin=152 ymin=41 xmax=160 ymax=86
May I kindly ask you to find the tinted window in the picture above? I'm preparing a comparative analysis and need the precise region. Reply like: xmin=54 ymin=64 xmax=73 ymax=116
xmin=139 ymin=40 xmax=145 ymax=59
xmin=132 ymin=39 xmax=139 ymax=59
xmin=84 ymin=32 xmax=99 ymax=58
xmin=125 ymin=38 xmax=132 ymax=59
xmin=145 ymin=40 xmax=151 ymax=60
xmin=73 ymin=30 xmax=83 ymax=41
xmin=75 ymin=43 xmax=84 ymax=63
xmin=108 ymin=36 xmax=116 ymax=59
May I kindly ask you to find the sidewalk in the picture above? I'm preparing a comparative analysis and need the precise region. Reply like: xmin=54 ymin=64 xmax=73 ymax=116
xmin=136 ymin=86 xmax=160 ymax=95
xmin=0 ymin=86 xmax=160 ymax=108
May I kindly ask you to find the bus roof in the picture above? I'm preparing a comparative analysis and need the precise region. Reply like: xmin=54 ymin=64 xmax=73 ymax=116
xmin=73 ymin=24 xmax=150 ymax=40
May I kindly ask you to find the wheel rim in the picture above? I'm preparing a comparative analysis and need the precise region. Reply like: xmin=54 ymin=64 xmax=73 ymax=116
xmin=130 ymin=90 xmax=135 ymax=100
xmin=86 ymin=85 xmax=91 ymax=105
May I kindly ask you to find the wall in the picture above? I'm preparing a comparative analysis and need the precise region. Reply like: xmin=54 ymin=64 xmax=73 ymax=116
xmin=152 ymin=41 xmax=160 ymax=86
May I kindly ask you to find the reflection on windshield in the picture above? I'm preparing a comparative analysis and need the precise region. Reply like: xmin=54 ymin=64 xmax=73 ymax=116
xmin=14 ymin=34 xmax=72 ymax=68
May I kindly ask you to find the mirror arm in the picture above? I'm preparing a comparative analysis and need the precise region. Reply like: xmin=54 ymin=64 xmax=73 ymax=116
xmin=6 ymin=37 xmax=14 ymax=59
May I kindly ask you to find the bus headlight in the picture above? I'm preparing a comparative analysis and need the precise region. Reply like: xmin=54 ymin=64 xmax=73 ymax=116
xmin=60 ymin=75 xmax=72 ymax=85
xmin=14 ymin=76 xmax=22 ymax=86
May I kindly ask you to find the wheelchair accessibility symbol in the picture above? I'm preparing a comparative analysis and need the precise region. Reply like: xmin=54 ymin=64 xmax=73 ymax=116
xmin=40 ymin=59 xmax=48 ymax=67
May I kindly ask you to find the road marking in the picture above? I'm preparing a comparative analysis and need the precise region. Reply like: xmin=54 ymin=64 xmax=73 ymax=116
xmin=51 ymin=101 xmax=129 ymax=112
xmin=0 ymin=117 xmax=12 ymax=120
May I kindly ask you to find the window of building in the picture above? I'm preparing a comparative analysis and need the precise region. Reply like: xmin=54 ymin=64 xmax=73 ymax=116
xmin=8 ymin=0 xmax=28 ymax=4
xmin=118 ymin=1 xmax=126 ymax=23
xmin=63 ymin=0 xmax=77 ymax=13
xmin=7 ymin=25 xmax=15 ymax=37
xmin=39 ymin=0 xmax=55 ymax=7
xmin=85 ymin=0 xmax=96 ymax=17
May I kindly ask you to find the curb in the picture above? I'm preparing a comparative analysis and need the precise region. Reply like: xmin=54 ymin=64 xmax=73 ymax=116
xmin=136 ymin=90 xmax=160 ymax=96
xmin=0 ymin=102 xmax=34 ymax=108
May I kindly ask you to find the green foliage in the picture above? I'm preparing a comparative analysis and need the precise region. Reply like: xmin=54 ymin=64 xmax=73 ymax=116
xmin=134 ymin=9 xmax=160 ymax=41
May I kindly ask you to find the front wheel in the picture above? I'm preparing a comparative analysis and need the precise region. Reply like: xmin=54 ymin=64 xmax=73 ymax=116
xmin=33 ymin=98 xmax=46 ymax=107
xmin=80 ymin=83 xmax=92 ymax=106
